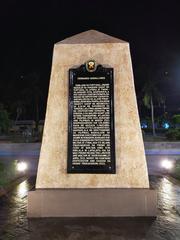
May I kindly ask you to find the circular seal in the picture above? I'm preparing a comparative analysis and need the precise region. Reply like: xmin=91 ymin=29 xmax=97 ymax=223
xmin=86 ymin=60 xmax=96 ymax=72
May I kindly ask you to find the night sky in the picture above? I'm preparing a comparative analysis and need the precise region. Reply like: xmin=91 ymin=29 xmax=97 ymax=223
xmin=0 ymin=0 xmax=180 ymax=120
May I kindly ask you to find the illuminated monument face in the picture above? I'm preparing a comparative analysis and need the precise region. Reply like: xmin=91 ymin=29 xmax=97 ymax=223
xmin=28 ymin=30 xmax=156 ymax=217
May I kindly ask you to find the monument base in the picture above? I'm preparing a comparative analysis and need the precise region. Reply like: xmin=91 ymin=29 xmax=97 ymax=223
xmin=28 ymin=188 xmax=157 ymax=218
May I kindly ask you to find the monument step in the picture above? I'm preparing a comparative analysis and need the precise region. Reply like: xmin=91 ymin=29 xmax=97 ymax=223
xmin=28 ymin=188 xmax=156 ymax=218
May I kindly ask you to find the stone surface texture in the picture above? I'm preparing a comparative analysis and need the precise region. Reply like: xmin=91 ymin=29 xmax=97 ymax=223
xmin=36 ymin=30 xmax=149 ymax=188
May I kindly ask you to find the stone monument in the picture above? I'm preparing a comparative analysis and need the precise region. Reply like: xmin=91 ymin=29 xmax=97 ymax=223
xmin=28 ymin=30 xmax=156 ymax=217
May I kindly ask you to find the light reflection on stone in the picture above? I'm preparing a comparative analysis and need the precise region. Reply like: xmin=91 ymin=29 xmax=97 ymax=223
xmin=160 ymin=177 xmax=175 ymax=219
xmin=17 ymin=180 xmax=28 ymax=198
xmin=162 ymin=177 xmax=173 ymax=196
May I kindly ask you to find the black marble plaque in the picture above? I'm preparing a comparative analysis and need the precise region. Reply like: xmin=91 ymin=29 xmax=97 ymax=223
xmin=68 ymin=62 xmax=115 ymax=173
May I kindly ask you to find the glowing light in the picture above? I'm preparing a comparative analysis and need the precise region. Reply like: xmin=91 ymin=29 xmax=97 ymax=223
xmin=161 ymin=159 xmax=173 ymax=170
xmin=17 ymin=161 xmax=28 ymax=172
xmin=163 ymin=122 xmax=170 ymax=129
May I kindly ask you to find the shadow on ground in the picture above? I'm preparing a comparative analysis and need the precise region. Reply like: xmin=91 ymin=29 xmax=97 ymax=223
xmin=28 ymin=217 xmax=155 ymax=240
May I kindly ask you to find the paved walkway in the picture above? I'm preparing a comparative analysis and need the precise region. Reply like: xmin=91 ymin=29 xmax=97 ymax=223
xmin=0 ymin=176 xmax=180 ymax=239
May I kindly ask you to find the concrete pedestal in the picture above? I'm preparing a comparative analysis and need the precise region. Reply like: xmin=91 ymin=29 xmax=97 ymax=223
xmin=28 ymin=188 xmax=156 ymax=218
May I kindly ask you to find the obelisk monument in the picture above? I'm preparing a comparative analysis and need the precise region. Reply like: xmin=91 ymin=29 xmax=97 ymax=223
xmin=28 ymin=30 xmax=156 ymax=217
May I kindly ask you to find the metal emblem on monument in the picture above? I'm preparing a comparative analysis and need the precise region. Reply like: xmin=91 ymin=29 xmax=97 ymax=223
xmin=85 ymin=60 xmax=97 ymax=72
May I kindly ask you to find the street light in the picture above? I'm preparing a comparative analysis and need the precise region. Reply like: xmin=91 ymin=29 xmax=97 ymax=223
xmin=161 ymin=159 xmax=173 ymax=170
xmin=17 ymin=161 xmax=28 ymax=172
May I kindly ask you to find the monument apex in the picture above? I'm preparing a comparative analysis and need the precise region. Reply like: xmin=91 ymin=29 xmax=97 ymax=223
xmin=56 ymin=29 xmax=126 ymax=44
